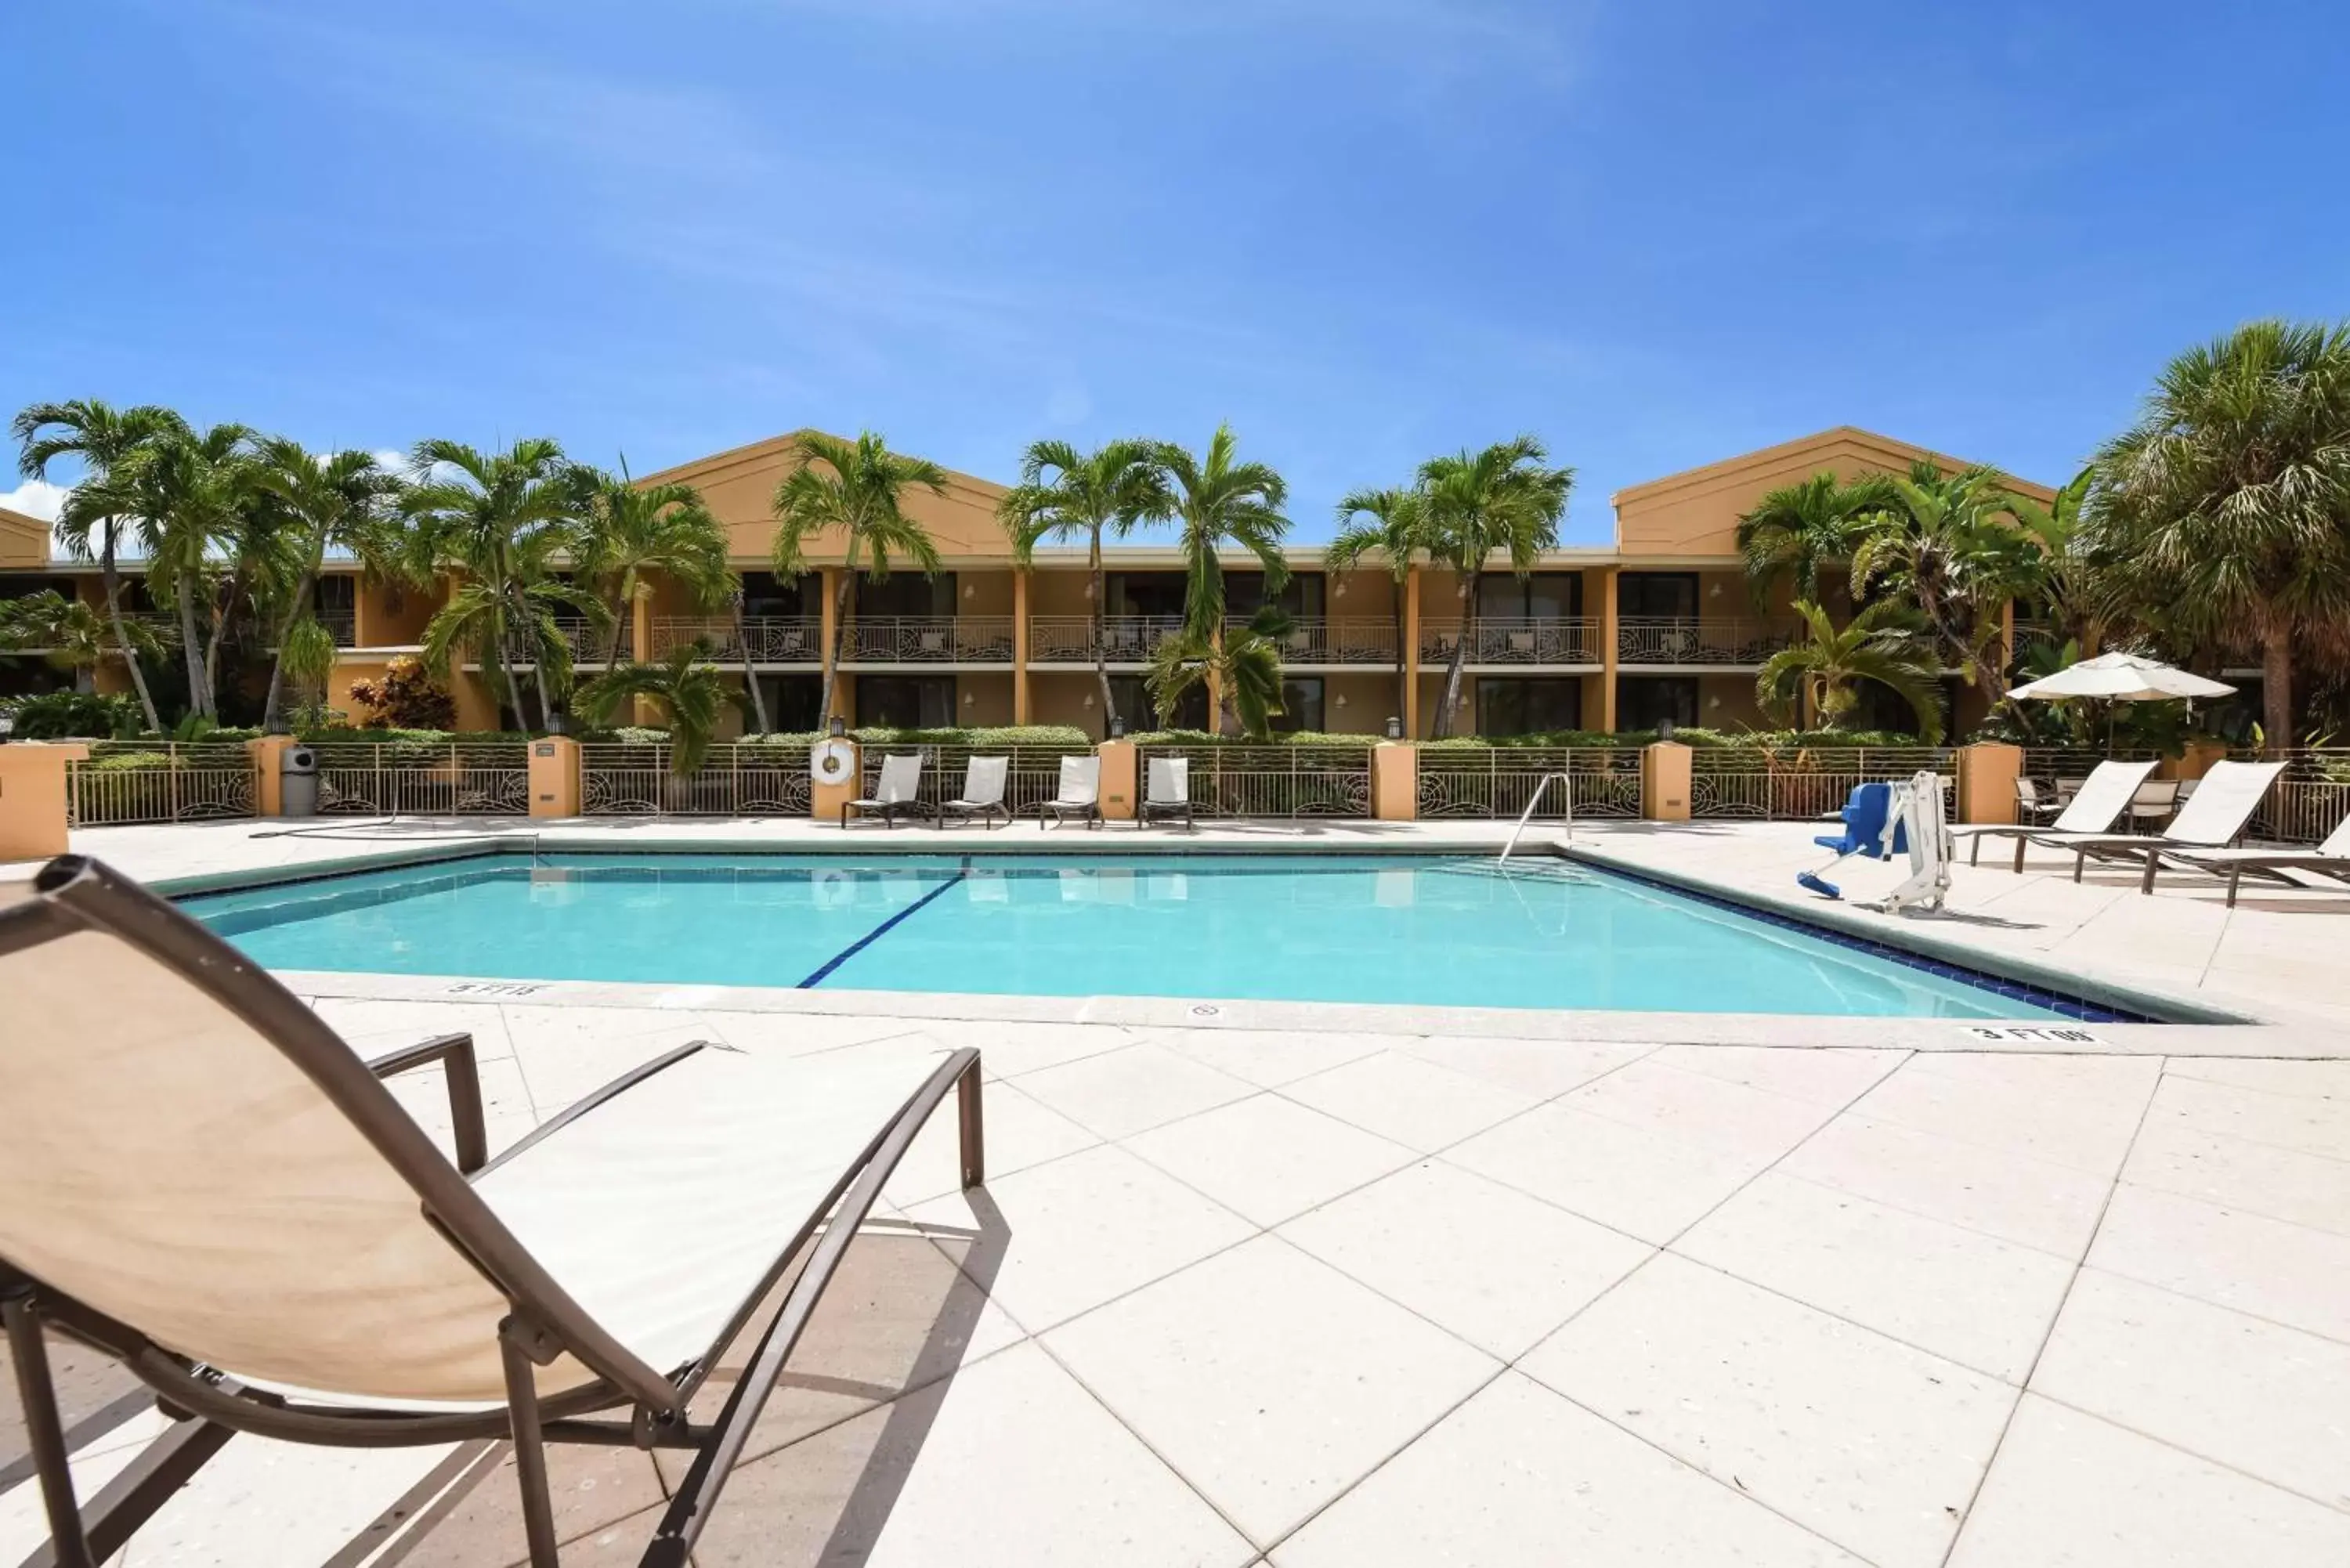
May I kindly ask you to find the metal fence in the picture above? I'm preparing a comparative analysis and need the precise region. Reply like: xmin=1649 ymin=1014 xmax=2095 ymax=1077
xmin=1617 ymin=618 xmax=1797 ymax=666
xmin=310 ymin=742 xmax=531 ymax=815
xmin=653 ymin=616 xmax=823 ymax=663
xmin=1690 ymin=747 xmax=1955 ymax=821
xmin=1137 ymin=743 xmax=1375 ymax=818
xmin=841 ymin=617 xmax=1015 ymax=663
xmin=1418 ymin=619 xmax=1599 ymax=667
xmin=66 ymin=743 xmax=259 ymax=826
xmin=580 ymin=742 xmax=817 ymax=816
xmin=2238 ymin=748 xmax=2350 ymax=844
xmin=1415 ymin=746 xmax=1641 ymax=818
xmin=856 ymin=745 xmax=1097 ymax=818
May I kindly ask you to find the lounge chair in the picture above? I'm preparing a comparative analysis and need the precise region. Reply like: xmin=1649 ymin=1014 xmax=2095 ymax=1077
xmin=2125 ymin=778 xmax=2182 ymax=831
xmin=2150 ymin=804 xmax=2350 ymax=905
xmin=1038 ymin=755 xmax=1101 ymax=829
xmin=1142 ymin=757 xmax=1194 ymax=829
xmin=841 ymin=752 xmax=924 ymax=829
xmin=935 ymin=755 xmax=1010 ymax=830
xmin=2026 ymin=758 xmax=2287 ymax=891
xmin=2012 ymin=777 xmax=2065 ymax=824
xmin=1954 ymin=758 xmax=2159 ymax=871
xmin=0 ymin=855 xmax=984 ymax=1568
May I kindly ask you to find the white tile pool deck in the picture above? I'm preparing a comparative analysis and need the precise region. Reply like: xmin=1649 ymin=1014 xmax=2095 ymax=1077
xmin=5 ymin=814 xmax=2349 ymax=1566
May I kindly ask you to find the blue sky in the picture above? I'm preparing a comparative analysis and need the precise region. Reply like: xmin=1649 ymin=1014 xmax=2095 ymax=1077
xmin=7 ymin=0 xmax=2345 ymax=544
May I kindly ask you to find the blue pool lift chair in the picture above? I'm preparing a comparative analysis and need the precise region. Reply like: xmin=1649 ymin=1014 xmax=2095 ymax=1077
xmin=1799 ymin=782 xmax=1900 ymax=900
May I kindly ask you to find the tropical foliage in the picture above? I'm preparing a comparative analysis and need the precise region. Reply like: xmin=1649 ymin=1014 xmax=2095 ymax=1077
xmin=1415 ymin=437 xmax=1574 ymax=739
xmin=573 ymin=644 xmax=740 ymax=775
xmin=1329 ymin=485 xmax=1428 ymax=727
xmin=1756 ymin=599 xmax=1947 ymax=745
xmin=1735 ymin=472 xmax=1893 ymax=605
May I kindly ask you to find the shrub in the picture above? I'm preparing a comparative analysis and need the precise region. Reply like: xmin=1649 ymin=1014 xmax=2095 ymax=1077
xmin=1126 ymin=728 xmax=1378 ymax=747
xmin=345 ymin=656 xmax=457 ymax=731
xmin=0 ymin=690 xmax=145 ymax=739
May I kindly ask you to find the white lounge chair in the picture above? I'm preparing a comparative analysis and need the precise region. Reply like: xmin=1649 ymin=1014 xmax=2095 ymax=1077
xmin=2153 ymin=804 xmax=2350 ymax=905
xmin=1956 ymin=758 xmax=2159 ymax=871
xmin=935 ymin=755 xmax=1010 ymax=830
xmin=1038 ymin=755 xmax=1101 ymax=830
xmin=1142 ymin=756 xmax=1193 ymax=829
xmin=2027 ymin=758 xmax=2287 ymax=891
xmin=841 ymin=752 xmax=924 ymax=829
xmin=0 ymin=855 xmax=983 ymax=1568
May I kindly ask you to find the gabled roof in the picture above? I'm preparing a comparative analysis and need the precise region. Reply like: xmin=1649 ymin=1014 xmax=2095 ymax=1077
xmin=1612 ymin=425 xmax=2055 ymax=507
xmin=0 ymin=504 xmax=52 ymax=569
xmin=635 ymin=428 xmax=1009 ymax=505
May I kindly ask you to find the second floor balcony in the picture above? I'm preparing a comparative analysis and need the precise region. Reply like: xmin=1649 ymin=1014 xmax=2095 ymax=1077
xmin=1616 ymin=617 xmax=1796 ymax=666
xmin=1420 ymin=618 xmax=1600 ymax=666
xmin=501 ymin=619 xmax=627 ymax=667
xmin=1032 ymin=616 xmax=1400 ymax=665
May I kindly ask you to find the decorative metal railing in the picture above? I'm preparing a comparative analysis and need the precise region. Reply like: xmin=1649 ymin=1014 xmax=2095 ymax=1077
xmin=1416 ymin=746 xmax=1641 ymax=818
xmin=580 ymin=742 xmax=815 ymax=816
xmin=319 ymin=611 xmax=358 ymax=648
xmin=841 ymin=616 xmax=1016 ymax=663
xmin=1689 ymin=747 xmax=1954 ymax=820
xmin=501 ymin=620 xmax=624 ymax=667
xmin=66 ymin=743 xmax=258 ymax=826
xmin=2234 ymin=748 xmax=2350 ymax=844
xmin=1617 ymin=618 xmax=1798 ymax=666
xmin=309 ymin=742 xmax=530 ymax=815
xmin=1418 ymin=618 xmax=1599 ymax=666
xmin=651 ymin=616 xmax=824 ymax=663
xmin=1222 ymin=617 xmax=1400 ymax=664
xmin=1136 ymin=743 xmax=1375 ymax=818
xmin=1025 ymin=615 xmax=1188 ymax=663
xmin=849 ymin=744 xmax=1095 ymax=817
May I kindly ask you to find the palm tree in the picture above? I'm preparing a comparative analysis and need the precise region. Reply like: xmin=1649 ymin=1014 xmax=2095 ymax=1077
xmin=770 ymin=432 xmax=946 ymax=729
xmin=1418 ymin=436 xmax=1573 ymax=739
xmin=248 ymin=439 xmax=407 ymax=732
xmin=0 ymin=588 xmax=166 ymax=692
xmin=1157 ymin=425 xmax=1289 ymax=647
xmin=13 ymin=399 xmax=186 ymax=731
xmin=571 ymin=466 xmax=747 ymax=724
xmin=1997 ymin=465 xmax=2098 ymax=651
xmin=573 ymin=645 xmax=738 ymax=777
xmin=1329 ymin=485 xmax=1430 ymax=727
xmin=1146 ymin=605 xmax=1290 ymax=739
xmin=2082 ymin=320 xmax=2350 ymax=753
xmin=1734 ymin=471 xmax=1894 ymax=605
xmin=998 ymin=438 xmax=1172 ymax=733
xmin=404 ymin=437 xmax=594 ymax=732
xmin=107 ymin=421 xmax=257 ymax=721
xmin=1756 ymin=598 xmax=1947 ymax=743
xmin=1849 ymin=460 xmax=2044 ymax=703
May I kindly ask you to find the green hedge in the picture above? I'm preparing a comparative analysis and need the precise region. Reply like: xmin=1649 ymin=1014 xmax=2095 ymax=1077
xmin=1126 ymin=729 xmax=1377 ymax=747
xmin=1420 ymin=727 xmax=1932 ymax=750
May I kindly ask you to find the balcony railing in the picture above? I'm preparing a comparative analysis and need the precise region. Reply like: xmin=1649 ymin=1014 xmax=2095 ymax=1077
xmin=1419 ymin=618 xmax=1598 ymax=666
xmin=502 ymin=620 xmax=626 ymax=667
xmin=1617 ymin=618 xmax=1796 ymax=666
xmin=1224 ymin=617 xmax=1398 ymax=664
xmin=652 ymin=616 xmax=823 ymax=663
xmin=1028 ymin=614 xmax=1187 ymax=663
xmin=319 ymin=611 xmax=357 ymax=648
xmin=842 ymin=616 xmax=1015 ymax=663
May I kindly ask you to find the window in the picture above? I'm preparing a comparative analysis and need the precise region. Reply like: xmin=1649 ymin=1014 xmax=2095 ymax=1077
xmin=1618 ymin=676 xmax=1697 ymax=732
xmin=1619 ymin=573 xmax=1698 ymax=620
xmin=1477 ymin=573 xmax=1582 ymax=621
xmin=1274 ymin=677 xmax=1324 ymax=734
xmin=1110 ymin=675 xmax=1207 ymax=732
xmin=1476 ymin=678 xmax=1582 ymax=736
xmin=855 ymin=574 xmax=955 ymax=618
xmin=1226 ymin=572 xmax=1325 ymax=620
xmin=1853 ymin=676 xmax=1958 ymax=738
xmin=1105 ymin=573 xmax=1187 ymax=618
xmin=739 ymin=572 xmax=812 ymax=620
xmin=756 ymin=674 xmax=823 ymax=732
xmin=855 ymin=675 xmax=954 ymax=728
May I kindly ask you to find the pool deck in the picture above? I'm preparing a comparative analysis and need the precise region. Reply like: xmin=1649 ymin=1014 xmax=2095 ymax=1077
xmin=6 ymin=815 xmax=2350 ymax=1566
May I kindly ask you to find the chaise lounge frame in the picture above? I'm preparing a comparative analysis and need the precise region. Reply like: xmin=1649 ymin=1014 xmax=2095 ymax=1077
xmin=0 ymin=856 xmax=984 ymax=1568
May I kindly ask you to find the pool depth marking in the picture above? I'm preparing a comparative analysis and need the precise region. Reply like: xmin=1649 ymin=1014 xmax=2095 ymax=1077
xmin=796 ymin=861 xmax=971 ymax=988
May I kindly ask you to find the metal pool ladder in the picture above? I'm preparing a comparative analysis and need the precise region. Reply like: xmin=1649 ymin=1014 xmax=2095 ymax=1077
xmin=1498 ymin=773 xmax=1574 ymax=865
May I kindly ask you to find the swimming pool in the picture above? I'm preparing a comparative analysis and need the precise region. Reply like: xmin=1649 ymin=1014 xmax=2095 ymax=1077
xmin=182 ymin=851 xmax=2112 ymax=1020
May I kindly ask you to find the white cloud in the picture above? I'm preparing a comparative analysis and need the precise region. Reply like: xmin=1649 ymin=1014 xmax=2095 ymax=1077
xmin=0 ymin=478 xmax=68 ymax=522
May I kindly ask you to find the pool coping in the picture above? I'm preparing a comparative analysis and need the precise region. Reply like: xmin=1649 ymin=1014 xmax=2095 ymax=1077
xmin=156 ymin=831 xmax=2288 ymax=1041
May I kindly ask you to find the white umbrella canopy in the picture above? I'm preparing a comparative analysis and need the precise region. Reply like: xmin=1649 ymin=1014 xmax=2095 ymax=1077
xmin=2007 ymin=651 xmax=2236 ymax=703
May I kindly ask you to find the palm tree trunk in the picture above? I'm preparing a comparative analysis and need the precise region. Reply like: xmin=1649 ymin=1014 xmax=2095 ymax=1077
xmin=99 ymin=530 xmax=162 ymax=733
xmin=734 ymin=604 xmax=771 ymax=734
xmin=606 ymin=586 xmax=631 ymax=672
xmin=203 ymin=564 xmax=255 ymax=718
xmin=261 ymin=555 xmax=324 ymax=733
xmin=175 ymin=574 xmax=212 ymax=721
xmin=1090 ymin=541 xmax=1114 ymax=736
xmin=2261 ymin=631 xmax=2292 ymax=757
xmin=818 ymin=571 xmax=853 ymax=729
xmin=1434 ymin=571 xmax=1475 ymax=739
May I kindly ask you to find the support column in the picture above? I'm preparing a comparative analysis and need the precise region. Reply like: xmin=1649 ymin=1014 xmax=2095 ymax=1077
xmin=1597 ymin=565 xmax=1619 ymax=734
xmin=0 ymin=743 xmax=82 ymax=858
xmin=1999 ymin=598 xmax=2016 ymax=675
xmin=630 ymin=588 xmax=657 ymax=725
xmin=1013 ymin=570 xmax=1032 ymax=725
xmin=1403 ymin=565 xmax=1422 ymax=739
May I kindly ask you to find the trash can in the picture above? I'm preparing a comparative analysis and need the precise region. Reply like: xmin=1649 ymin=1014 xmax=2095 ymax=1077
xmin=280 ymin=745 xmax=319 ymax=818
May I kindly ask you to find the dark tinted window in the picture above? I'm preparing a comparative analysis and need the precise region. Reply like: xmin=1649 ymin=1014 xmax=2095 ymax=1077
xmin=854 ymin=574 xmax=954 ymax=618
xmin=1618 ymin=676 xmax=1698 ymax=730
xmin=1274 ymin=677 xmax=1324 ymax=733
xmin=855 ymin=675 xmax=955 ymax=728
xmin=1477 ymin=677 xmax=1582 ymax=736
xmin=1619 ymin=573 xmax=1698 ymax=619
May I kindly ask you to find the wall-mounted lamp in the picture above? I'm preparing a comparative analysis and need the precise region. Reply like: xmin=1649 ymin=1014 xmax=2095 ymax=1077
xmin=962 ymin=691 xmax=975 ymax=707
xmin=1109 ymin=715 xmax=1127 ymax=739
xmin=1709 ymin=582 xmax=1723 ymax=598
xmin=1082 ymin=692 xmax=1095 ymax=709
xmin=1385 ymin=716 xmax=1403 ymax=739
xmin=829 ymin=714 xmax=846 ymax=738
xmin=1708 ymin=695 xmax=1721 ymax=710
xmin=1332 ymin=578 xmax=1347 ymax=599
xmin=1333 ymin=692 xmax=1348 ymax=710
xmin=963 ymin=583 xmax=977 ymax=599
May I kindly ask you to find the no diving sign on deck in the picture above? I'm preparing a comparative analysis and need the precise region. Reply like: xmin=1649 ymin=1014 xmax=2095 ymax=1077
xmin=1961 ymin=1024 xmax=2103 ymax=1045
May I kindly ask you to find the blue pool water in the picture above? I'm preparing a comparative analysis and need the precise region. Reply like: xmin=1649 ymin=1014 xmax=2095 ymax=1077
xmin=182 ymin=852 xmax=2093 ymax=1019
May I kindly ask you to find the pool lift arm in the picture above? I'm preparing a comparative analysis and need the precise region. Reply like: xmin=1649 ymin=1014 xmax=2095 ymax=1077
xmin=1798 ymin=771 xmax=1951 ymax=914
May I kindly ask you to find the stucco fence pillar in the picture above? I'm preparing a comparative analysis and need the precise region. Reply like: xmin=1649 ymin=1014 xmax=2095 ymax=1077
xmin=530 ymin=737 xmax=581 ymax=818
xmin=0 ymin=742 xmax=86 ymax=860
xmin=812 ymin=739 xmax=864 ymax=824
xmin=1371 ymin=741 xmax=1417 ymax=822
xmin=1095 ymin=739 xmax=1137 ymax=822
xmin=1954 ymin=742 xmax=2023 ymax=825
xmin=1640 ymin=741 xmax=1691 ymax=822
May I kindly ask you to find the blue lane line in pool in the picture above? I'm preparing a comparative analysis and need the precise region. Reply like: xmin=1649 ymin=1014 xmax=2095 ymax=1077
xmin=796 ymin=861 xmax=971 ymax=989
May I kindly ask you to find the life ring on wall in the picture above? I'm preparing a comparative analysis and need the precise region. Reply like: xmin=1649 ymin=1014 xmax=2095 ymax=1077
xmin=810 ymin=738 xmax=857 ymax=783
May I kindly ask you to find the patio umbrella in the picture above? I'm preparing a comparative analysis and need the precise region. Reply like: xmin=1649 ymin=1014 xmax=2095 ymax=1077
xmin=2006 ymin=651 xmax=2234 ymax=750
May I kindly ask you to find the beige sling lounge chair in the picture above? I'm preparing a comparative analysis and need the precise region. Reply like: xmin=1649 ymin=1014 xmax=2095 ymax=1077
xmin=935 ymin=755 xmax=1010 ymax=829
xmin=1038 ymin=755 xmax=1101 ymax=829
xmin=2153 ymin=804 xmax=2350 ymax=905
xmin=841 ymin=752 xmax=925 ymax=829
xmin=0 ymin=855 xmax=983 ymax=1568
xmin=1954 ymin=758 xmax=2158 ymax=871
xmin=2026 ymin=758 xmax=2287 ymax=891
xmin=1142 ymin=757 xmax=1194 ymax=829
